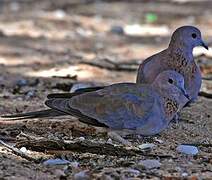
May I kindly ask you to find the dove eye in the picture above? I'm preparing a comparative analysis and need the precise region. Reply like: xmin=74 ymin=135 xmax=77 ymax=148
xmin=168 ymin=78 xmax=173 ymax=84
xmin=192 ymin=33 xmax=197 ymax=39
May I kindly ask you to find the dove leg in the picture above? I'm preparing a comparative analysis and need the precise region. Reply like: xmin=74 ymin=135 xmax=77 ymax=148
xmin=107 ymin=131 xmax=132 ymax=146
xmin=172 ymin=113 xmax=180 ymax=124
xmin=184 ymin=101 xmax=194 ymax=107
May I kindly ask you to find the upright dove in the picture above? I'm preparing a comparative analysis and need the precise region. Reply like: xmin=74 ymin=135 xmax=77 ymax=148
xmin=137 ymin=26 xmax=208 ymax=103
xmin=2 ymin=70 xmax=189 ymax=136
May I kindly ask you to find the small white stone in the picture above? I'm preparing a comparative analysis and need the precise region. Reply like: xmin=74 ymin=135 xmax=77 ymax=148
xmin=176 ymin=145 xmax=198 ymax=155
xmin=43 ymin=158 xmax=71 ymax=166
xmin=138 ymin=159 xmax=161 ymax=169
xmin=138 ymin=143 xmax=155 ymax=150
xmin=122 ymin=168 xmax=140 ymax=176
xmin=20 ymin=147 xmax=27 ymax=153
xmin=182 ymin=172 xmax=188 ymax=177
xmin=78 ymin=137 xmax=85 ymax=141
xmin=74 ymin=170 xmax=89 ymax=180
xmin=107 ymin=138 xmax=113 ymax=144
xmin=154 ymin=138 xmax=164 ymax=144
xmin=53 ymin=9 xmax=66 ymax=19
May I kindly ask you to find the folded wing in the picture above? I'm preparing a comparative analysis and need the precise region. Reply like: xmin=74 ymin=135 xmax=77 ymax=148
xmin=45 ymin=83 xmax=161 ymax=131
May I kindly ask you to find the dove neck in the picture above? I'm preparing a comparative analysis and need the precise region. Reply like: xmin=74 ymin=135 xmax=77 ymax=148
xmin=151 ymin=83 xmax=180 ymax=106
xmin=168 ymin=43 xmax=193 ymax=58
xmin=152 ymin=83 xmax=180 ymax=120
xmin=168 ymin=45 xmax=193 ymax=63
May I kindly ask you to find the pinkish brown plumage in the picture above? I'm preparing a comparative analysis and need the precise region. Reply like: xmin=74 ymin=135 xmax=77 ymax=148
xmin=2 ymin=71 xmax=189 ymax=136
xmin=137 ymin=26 xmax=208 ymax=103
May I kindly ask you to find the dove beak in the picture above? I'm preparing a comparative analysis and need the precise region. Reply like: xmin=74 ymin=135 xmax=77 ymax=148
xmin=201 ymin=41 xmax=209 ymax=50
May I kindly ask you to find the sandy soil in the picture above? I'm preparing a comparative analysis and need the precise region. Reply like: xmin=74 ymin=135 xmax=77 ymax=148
xmin=0 ymin=0 xmax=211 ymax=179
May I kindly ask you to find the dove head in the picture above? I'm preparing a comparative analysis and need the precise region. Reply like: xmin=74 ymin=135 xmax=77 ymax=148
xmin=169 ymin=26 xmax=208 ymax=51
xmin=152 ymin=70 xmax=189 ymax=101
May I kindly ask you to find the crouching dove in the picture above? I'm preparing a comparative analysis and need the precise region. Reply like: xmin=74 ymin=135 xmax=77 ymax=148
xmin=2 ymin=70 xmax=189 ymax=138
xmin=137 ymin=26 xmax=208 ymax=103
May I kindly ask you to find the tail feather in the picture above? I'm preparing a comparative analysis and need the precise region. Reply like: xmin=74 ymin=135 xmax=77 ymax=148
xmin=1 ymin=86 xmax=105 ymax=121
xmin=1 ymin=109 xmax=66 ymax=120
xmin=47 ymin=86 xmax=104 ymax=99
xmin=45 ymin=98 xmax=107 ymax=127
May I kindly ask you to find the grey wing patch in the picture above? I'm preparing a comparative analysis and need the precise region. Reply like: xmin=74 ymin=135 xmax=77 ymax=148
xmin=45 ymin=98 xmax=107 ymax=127
xmin=136 ymin=98 xmax=167 ymax=136
xmin=69 ymin=85 xmax=156 ymax=130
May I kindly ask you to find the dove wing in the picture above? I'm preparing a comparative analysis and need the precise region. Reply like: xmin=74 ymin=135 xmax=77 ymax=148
xmin=45 ymin=83 xmax=159 ymax=130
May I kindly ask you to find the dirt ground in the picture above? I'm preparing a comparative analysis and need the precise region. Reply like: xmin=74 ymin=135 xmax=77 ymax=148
xmin=0 ymin=0 xmax=212 ymax=179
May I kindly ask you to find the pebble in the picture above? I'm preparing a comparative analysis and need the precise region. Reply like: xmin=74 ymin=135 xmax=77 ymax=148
xmin=54 ymin=169 xmax=66 ymax=178
xmin=74 ymin=170 xmax=90 ymax=180
xmin=53 ymin=9 xmax=66 ymax=19
xmin=138 ymin=159 xmax=161 ymax=169
xmin=107 ymin=138 xmax=113 ymax=144
xmin=122 ymin=168 xmax=140 ymax=177
xmin=26 ymin=90 xmax=36 ymax=98
xmin=16 ymin=79 xmax=28 ymax=87
xmin=138 ymin=143 xmax=155 ymax=151
xmin=78 ymin=137 xmax=85 ymax=141
xmin=43 ymin=158 xmax=71 ymax=166
xmin=20 ymin=147 xmax=28 ymax=154
xmin=182 ymin=172 xmax=188 ymax=177
xmin=154 ymin=137 xmax=164 ymax=144
xmin=176 ymin=145 xmax=199 ymax=155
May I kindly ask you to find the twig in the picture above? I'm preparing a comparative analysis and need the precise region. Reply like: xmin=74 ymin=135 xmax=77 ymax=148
xmin=180 ymin=118 xmax=195 ymax=124
xmin=202 ymin=76 xmax=212 ymax=81
xmin=16 ymin=133 xmax=137 ymax=156
xmin=79 ymin=61 xmax=138 ymax=71
xmin=198 ymin=91 xmax=212 ymax=99
xmin=16 ymin=133 xmax=174 ymax=158
xmin=78 ymin=58 xmax=139 ymax=71
xmin=0 ymin=139 xmax=40 ymax=163
xmin=52 ymin=75 xmax=77 ymax=80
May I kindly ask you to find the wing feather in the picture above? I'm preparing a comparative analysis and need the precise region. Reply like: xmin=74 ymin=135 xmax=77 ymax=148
xmin=69 ymin=84 xmax=157 ymax=130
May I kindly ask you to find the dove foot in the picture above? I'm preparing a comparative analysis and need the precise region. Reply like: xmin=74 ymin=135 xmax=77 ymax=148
xmin=107 ymin=131 xmax=132 ymax=146
xmin=184 ymin=101 xmax=193 ymax=107
xmin=172 ymin=113 xmax=180 ymax=124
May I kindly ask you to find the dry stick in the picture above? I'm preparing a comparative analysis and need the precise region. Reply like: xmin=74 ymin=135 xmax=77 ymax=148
xmin=198 ymin=91 xmax=212 ymax=99
xmin=179 ymin=118 xmax=195 ymax=124
xmin=202 ymin=76 xmax=212 ymax=81
xmin=79 ymin=61 xmax=138 ymax=71
xmin=51 ymin=75 xmax=77 ymax=80
xmin=0 ymin=139 xmax=40 ymax=163
xmin=16 ymin=133 xmax=174 ymax=159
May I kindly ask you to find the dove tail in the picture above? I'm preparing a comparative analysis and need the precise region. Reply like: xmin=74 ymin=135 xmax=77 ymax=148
xmin=1 ymin=86 xmax=105 ymax=121
xmin=1 ymin=109 xmax=66 ymax=120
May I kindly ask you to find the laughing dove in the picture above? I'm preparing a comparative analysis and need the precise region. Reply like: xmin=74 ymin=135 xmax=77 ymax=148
xmin=2 ymin=70 xmax=189 ymax=136
xmin=137 ymin=26 xmax=208 ymax=103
